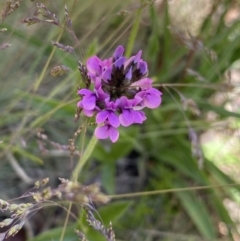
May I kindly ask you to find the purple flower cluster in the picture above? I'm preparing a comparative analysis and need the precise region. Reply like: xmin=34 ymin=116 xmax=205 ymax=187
xmin=77 ymin=46 xmax=162 ymax=142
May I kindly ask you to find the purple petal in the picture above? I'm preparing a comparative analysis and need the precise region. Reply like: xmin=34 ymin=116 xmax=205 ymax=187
xmin=105 ymin=100 xmax=117 ymax=110
xmin=94 ymin=125 xmax=109 ymax=139
xmin=125 ymin=67 xmax=132 ymax=80
xmin=108 ymin=112 xmax=120 ymax=128
xmin=148 ymin=88 xmax=162 ymax=96
xmin=78 ymin=98 xmax=97 ymax=116
xmin=113 ymin=45 xmax=124 ymax=60
xmin=133 ymin=50 xmax=142 ymax=64
xmin=114 ymin=57 xmax=126 ymax=69
xmin=96 ymin=110 xmax=109 ymax=124
xmin=138 ymin=61 xmax=148 ymax=75
xmin=102 ymin=67 xmax=112 ymax=82
xmin=115 ymin=97 xmax=122 ymax=107
xmin=131 ymin=96 xmax=143 ymax=106
xmin=124 ymin=56 xmax=134 ymax=70
xmin=131 ymin=78 xmax=153 ymax=90
xmin=77 ymin=100 xmax=83 ymax=108
xmin=82 ymin=95 xmax=96 ymax=110
xmin=102 ymin=58 xmax=113 ymax=69
xmin=86 ymin=56 xmax=101 ymax=75
xmin=118 ymin=96 xmax=129 ymax=109
xmin=119 ymin=109 xmax=134 ymax=126
xmin=83 ymin=109 xmax=95 ymax=117
xmin=94 ymin=77 xmax=102 ymax=89
xmin=95 ymin=87 xmax=109 ymax=100
xmin=108 ymin=126 xmax=119 ymax=143
xmin=144 ymin=92 xmax=162 ymax=109
xmin=78 ymin=89 xmax=93 ymax=96
xmin=132 ymin=110 xmax=146 ymax=124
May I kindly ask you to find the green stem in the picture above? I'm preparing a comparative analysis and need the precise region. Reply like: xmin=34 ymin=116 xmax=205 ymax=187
xmin=59 ymin=202 xmax=72 ymax=241
xmin=72 ymin=134 xmax=98 ymax=181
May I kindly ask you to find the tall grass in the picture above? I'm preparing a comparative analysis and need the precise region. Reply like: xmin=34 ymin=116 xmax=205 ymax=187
xmin=0 ymin=0 xmax=240 ymax=241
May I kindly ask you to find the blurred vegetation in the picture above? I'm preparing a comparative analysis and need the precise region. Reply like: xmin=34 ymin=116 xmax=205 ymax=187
xmin=1 ymin=0 xmax=240 ymax=241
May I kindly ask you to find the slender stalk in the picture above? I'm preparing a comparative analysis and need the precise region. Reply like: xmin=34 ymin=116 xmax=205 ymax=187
xmin=33 ymin=30 xmax=64 ymax=92
xmin=59 ymin=2 xmax=78 ymax=241
xmin=108 ymin=183 xmax=240 ymax=199
xmin=72 ymin=134 xmax=98 ymax=181
xmin=125 ymin=8 xmax=142 ymax=57
xmin=59 ymin=202 xmax=72 ymax=241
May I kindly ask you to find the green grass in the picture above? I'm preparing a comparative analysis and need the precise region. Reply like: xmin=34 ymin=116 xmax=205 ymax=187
xmin=1 ymin=0 xmax=240 ymax=241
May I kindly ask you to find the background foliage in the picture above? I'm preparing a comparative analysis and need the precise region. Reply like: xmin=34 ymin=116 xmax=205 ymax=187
xmin=1 ymin=0 xmax=240 ymax=240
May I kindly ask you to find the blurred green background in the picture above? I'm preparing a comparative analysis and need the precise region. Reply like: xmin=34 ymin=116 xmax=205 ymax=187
xmin=1 ymin=0 xmax=240 ymax=240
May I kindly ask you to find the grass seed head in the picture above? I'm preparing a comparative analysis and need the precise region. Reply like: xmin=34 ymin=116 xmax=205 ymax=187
xmin=50 ymin=65 xmax=70 ymax=77
xmin=35 ymin=178 xmax=49 ymax=188
xmin=75 ymin=230 xmax=88 ymax=241
xmin=6 ymin=221 xmax=25 ymax=238
xmin=2 ymin=0 xmax=21 ymax=21
xmin=8 ymin=204 xmax=18 ymax=213
xmin=64 ymin=5 xmax=72 ymax=28
xmin=21 ymin=17 xmax=41 ymax=26
xmin=0 ymin=200 xmax=9 ymax=211
xmin=51 ymin=41 xmax=74 ymax=53
xmin=0 ymin=218 xmax=14 ymax=228
xmin=85 ymin=208 xmax=115 ymax=241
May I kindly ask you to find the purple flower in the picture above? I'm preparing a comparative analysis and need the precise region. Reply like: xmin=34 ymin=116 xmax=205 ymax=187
xmin=102 ymin=67 xmax=112 ymax=83
xmin=94 ymin=122 xmax=119 ymax=143
xmin=113 ymin=45 xmax=124 ymax=60
xmin=132 ymin=110 xmax=146 ymax=124
xmin=96 ymin=100 xmax=120 ymax=128
xmin=78 ymin=89 xmax=97 ymax=110
xmin=138 ymin=60 xmax=148 ymax=75
xmin=77 ymin=101 xmax=95 ymax=117
xmin=130 ymin=78 xmax=153 ymax=90
xmin=114 ymin=57 xmax=126 ymax=69
xmin=125 ymin=67 xmax=132 ymax=81
xmin=135 ymin=88 xmax=162 ymax=109
xmin=87 ymin=56 xmax=112 ymax=82
xmin=133 ymin=50 xmax=142 ymax=64
xmin=94 ymin=78 xmax=110 ymax=100
xmin=86 ymin=56 xmax=102 ymax=80
xmin=77 ymin=45 xmax=162 ymax=143
xmin=118 ymin=96 xmax=146 ymax=126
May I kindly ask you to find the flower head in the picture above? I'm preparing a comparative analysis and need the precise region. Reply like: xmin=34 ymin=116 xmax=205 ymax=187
xmin=94 ymin=122 xmax=119 ymax=143
xmin=77 ymin=45 xmax=162 ymax=142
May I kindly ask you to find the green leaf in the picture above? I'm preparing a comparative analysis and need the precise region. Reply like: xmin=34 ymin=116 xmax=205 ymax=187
xmin=175 ymin=181 xmax=216 ymax=238
xmin=205 ymin=159 xmax=240 ymax=194
xmin=93 ymin=127 xmax=138 ymax=163
xmin=85 ymin=39 xmax=99 ymax=58
xmin=13 ymin=147 xmax=44 ymax=165
xmin=154 ymin=137 xmax=205 ymax=183
xmin=101 ymin=164 xmax=115 ymax=194
xmin=18 ymin=91 xmax=75 ymax=119
xmin=98 ymin=200 xmax=133 ymax=225
xmin=28 ymin=224 xmax=76 ymax=241
xmin=0 ymin=142 xmax=44 ymax=165
xmin=125 ymin=8 xmax=142 ymax=57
